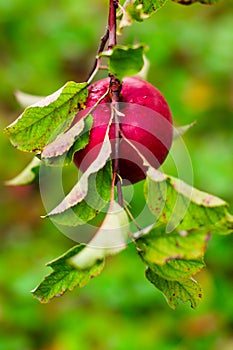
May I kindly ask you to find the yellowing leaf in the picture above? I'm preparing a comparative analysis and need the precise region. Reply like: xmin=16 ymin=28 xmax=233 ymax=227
xmin=5 ymin=157 xmax=41 ymax=186
xmin=15 ymin=90 xmax=45 ymax=108
xmin=145 ymin=173 xmax=232 ymax=234
xmin=70 ymin=201 xmax=129 ymax=269
xmin=148 ymin=258 xmax=205 ymax=281
xmin=146 ymin=268 xmax=203 ymax=309
xmin=136 ymin=226 xmax=209 ymax=264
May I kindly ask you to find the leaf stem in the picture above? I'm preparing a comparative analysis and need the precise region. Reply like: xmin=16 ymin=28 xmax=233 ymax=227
xmin=124 ymin=205 xmax=142 ymax=232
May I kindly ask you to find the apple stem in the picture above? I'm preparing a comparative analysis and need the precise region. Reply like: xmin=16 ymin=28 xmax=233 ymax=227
xmin=124 ymin=205 xmax=142 ymax=232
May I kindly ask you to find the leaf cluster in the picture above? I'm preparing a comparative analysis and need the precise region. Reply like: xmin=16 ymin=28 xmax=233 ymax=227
xmin=3 ymin=0 xmax=230 ymax=309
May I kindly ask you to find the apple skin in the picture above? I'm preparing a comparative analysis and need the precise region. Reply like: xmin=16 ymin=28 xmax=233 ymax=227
xmin=73 ymin=76 xmax=173 ymax=185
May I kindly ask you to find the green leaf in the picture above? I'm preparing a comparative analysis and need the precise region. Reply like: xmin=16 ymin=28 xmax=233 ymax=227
xmin=118 ymin=1 xmax=167 ymax=32
xmin=148 ymin=258 xmax=205 ymax=281
xmin=118 ymin=1 xmax=218 ymax=33
xmin=145 ymin=172 xmax=233 ymax=234
xmin=136 ymin=224 xmax=207 ymax=282
xmin=136 ymin=225 xmax=209 ymax=264
xmin=5 ymin=157 xmax=41 ymax=186
xmin=41 ymin=114 xmax=93 ymax=167
xmin=122 ymin=135 xmax=233 ymax=235
xmin=70 ymin=201 xmax=130 ymax=269
xmin=34 ymin=200 xmax=129 ymax=303
xmin=100 ymin=44 xmax=145 ymax=80
xmin=122 ymin=133 xmax=231 ymax=307
xmin=4 ymin=81 xmax=88 ymax=153
xmin=146 ymin=268 xmax=203 ymax=309
xmin=49 ymin=162 xmax=112 ymax=226
xmin=32 ymin=245 xmax=105 ymax=303
xmin=135 ymin=0 xmax=168 ymax=15
xmin=171 ymin=0 xmax=219 ymax=5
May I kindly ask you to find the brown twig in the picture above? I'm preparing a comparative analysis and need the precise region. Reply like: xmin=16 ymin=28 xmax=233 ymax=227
xmin=108 ymin=0 xmax=117 ymax=49
xmin=87 ymin=1 xmax=123 ymax=207
xmin=108 ymin=0 xmax=123 ymax=207
xmin=86 ymin=26 xmax=109 ymax=84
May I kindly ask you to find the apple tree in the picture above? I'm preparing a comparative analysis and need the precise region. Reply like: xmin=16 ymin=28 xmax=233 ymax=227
xmin=4 ymin=0 xmax=233 ymax=309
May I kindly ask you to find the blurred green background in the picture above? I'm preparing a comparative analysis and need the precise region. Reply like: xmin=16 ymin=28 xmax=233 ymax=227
xmin=0 ymin=0 xmax=233 ymax=349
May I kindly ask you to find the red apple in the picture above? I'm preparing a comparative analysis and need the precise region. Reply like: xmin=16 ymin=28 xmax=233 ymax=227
xmin=73 ymin=76 xmax=173 ymax=184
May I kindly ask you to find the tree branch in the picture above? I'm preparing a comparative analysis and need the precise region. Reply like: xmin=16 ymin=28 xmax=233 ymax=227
xmin=108 ymin=0 xmax=118 ymax=49
xmin=86 ymin=26 xmax=109 ymax=84
xmin=88 ymin=0 xmax=123 ymax=207
xmin=108 ymin=0 xmax=123 ymax=207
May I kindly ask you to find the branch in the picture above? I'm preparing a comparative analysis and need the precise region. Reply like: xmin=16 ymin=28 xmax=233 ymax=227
xmin=86 ymin=26 xmax=109 ymax=84
xmin=88 ymin=1 xmax=123 ymax=207
xmin=108 ymin=0 xmax=118 ymax=49
xmin=108 ymin=0 xmax=124 ymax=207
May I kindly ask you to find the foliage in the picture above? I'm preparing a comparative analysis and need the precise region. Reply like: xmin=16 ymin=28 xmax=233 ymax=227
xmin=32 ymin=245 xmax=105 ymax=303
xmin=4 ymin=95 xmax=233 ymax=307
xmin=2 ymin=0 xmax=232 ymax=310
xmin=100 ymin=44 xmax=146 ymax=80
xmin=1 ymin=0 xmax=233 ymax=348
xmin=4 ymin=82 xmax=88 ymax=153
xmin=1 ymin=1 xmax=233 ymax=307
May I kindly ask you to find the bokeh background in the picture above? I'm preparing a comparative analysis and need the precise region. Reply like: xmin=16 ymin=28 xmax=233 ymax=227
xmin=0 ymin=0 xmax=233 ymax=349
